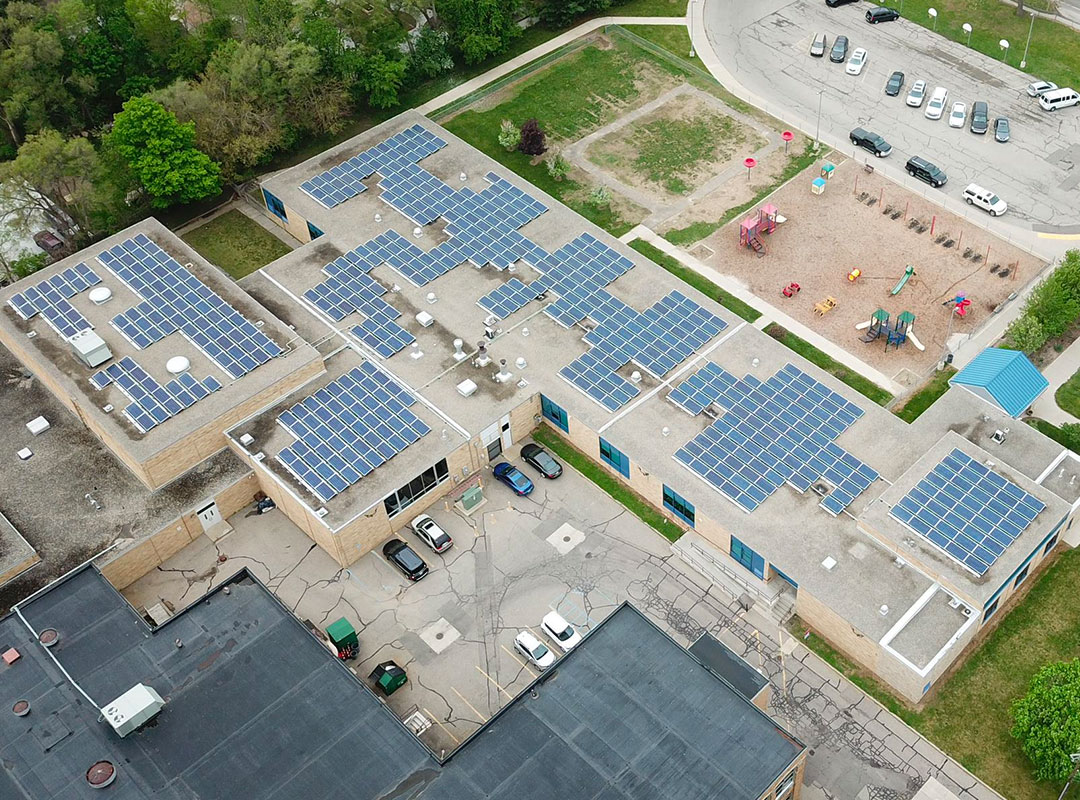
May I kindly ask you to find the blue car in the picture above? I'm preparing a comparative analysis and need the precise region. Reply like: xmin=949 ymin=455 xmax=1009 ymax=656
xmin=493 ymin=462 xmax=534 ymax=496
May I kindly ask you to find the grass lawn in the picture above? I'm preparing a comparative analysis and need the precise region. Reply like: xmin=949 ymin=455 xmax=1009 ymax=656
xmin=893 ymin=367 xmax=957 ymax=423
xmin=181 ymin=210 xmax=291 ymax=280
xmin=1055 ymin=367 xmax=1080 ymax=417
xmin=867 ymin=0 xmax=1080 ymax=88
xmin=764 ymin=323 xmax=893 ymax=405
xmin=532 ymin=426 xmax=686 ymax=542
xmin=628 ymin=239 xmax=761 ymax=321
xmin=1027 ymin=418 xmax=1080 ymax=454
xmin=629 ymin=25 xmax=707 ymax=72
xmin=799 ymin=546 xmax=1080 ymax=800
xmin=613 ymin=0 xmax=688 ymax=15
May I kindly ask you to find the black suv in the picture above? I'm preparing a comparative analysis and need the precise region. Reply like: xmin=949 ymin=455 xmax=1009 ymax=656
xmin=826 ymin=0 xmax=858 ymax=6
xmin=829 ymin=35 xmax=850 ymax=63
xmin=866 ymin=7 xmax=900 ymax=22
xmin=905 ymin=156 xmax=947 ymax=188
xmin=970 ymin=101 xmax=989 ymax=134
xmin=850 ymin=127 xmax=892 ymax=157
xmin=383 ymin=539 xmax=429 ymax=581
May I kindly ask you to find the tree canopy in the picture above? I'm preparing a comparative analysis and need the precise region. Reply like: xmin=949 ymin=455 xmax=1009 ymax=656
xmin=1012 ymin=659 xmax=1080 ymax=782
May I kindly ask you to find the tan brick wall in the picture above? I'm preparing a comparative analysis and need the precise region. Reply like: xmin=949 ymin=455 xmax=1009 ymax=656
xmin=759 ymin=751 xmax=806 ymax=800
xmin=0 ymin=552 xmax=39 ymax=586
xmin=508 ymin=395 xmax=541 ymax=443
xmin=261 ymin=191 xmax=312 ymax=243
xmin=795 ymin=588 xmax=881 ymax=673
xmin=335 ymin=505 xmax=393 ymax=563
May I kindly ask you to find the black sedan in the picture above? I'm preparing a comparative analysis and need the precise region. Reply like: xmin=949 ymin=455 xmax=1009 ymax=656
xmin=884 ymin=71 xmax=905 ymax=96
xmin=994 ymin=117 xmax=1010 ymax=143
xmin=383 ymin=539 xmax=429 ymax=581
xmin=829 ymin=35 xmax=849 ymax=63
xmin=521 ymin=443 xmax=563 ymax=479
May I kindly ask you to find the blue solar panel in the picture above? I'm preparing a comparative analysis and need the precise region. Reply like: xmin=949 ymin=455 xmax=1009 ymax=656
xmin=275 ymin=361 xmax=431 ymax=503
xmin=889 ymin=448 xmax=1046 ymax=576
xmin=97 ymin=235 xmax=283 ymax=379
xmin=477 ymin=278 xmax=542 ymax=319
xmin=673 ymin=363 xmax=877 ymax=515
xmin=90 ymin=356 xmax=221 ymax=433
xmin=8 ymin=263 xmax=102 ymax=338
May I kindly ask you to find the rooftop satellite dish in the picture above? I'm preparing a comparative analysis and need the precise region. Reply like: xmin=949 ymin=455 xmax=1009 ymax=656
xmin=166 ymin=356 xmax=190 ymax=375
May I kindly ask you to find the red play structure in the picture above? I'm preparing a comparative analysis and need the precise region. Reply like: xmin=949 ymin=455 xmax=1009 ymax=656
xmin=740 ymin=203 xmax=779 ymax=256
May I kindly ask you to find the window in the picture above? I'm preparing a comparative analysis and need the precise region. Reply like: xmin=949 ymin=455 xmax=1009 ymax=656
xmin=599 ymin=437 xmax=629 ymax=478
xmin=1013 ymin=564 xmax=1030 ymax=589
xmin=307 ymin=221 xmax=324 ymax=240
xmin=982 ymin=599 xmax=999 ymax=623
xmin=775 ymin=767 xmax=798 ymax=800
xmin=730 ymin=535 xmax=765 ymax=579
xmin=772 ymin=566 xmax=798 ymax=588
xmin=263 ymin=189 xmax=287 ymax=222
xmin=923 ymin=681 xmax=932 ymax=695
xmin=1044 ymin=533 xmax=1059 ymax=556
xmin=662 ymin=485 xmax=695 ymax=526
xmin=540 ymin=394 xmax=568 ymax=433
xmin=383 ymin=459 xmax=449 ymax=518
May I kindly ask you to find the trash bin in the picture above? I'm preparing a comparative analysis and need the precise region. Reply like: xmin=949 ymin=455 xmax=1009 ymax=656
xmin=369 ymin=661 xmax=408 ymax=696
xmin=326 ymin=617 xmax=358 ymax=660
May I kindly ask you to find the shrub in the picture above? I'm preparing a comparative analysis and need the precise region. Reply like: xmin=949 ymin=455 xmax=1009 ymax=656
xmin=518 ymin=118 xmax=547 ymax=156
xmin=1004 ymin=314 xmax=1048 ymax=354
xmin=589 ymin=185 xmax=612 ymax=206
xmin=545 ymin=152 xmax=570 ymax=181
xmin=497 ymin=119 xmax=518 ymax=151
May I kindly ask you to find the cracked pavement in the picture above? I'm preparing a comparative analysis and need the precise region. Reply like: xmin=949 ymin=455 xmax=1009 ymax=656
xmin=123 ymin=446 xmax=1003 ymax=799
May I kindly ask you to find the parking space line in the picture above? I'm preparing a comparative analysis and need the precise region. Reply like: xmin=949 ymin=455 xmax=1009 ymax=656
xmin=500 ymin=643 xmax=538 ymax=679
xmin=452 ymin=686 xmax=490 ymax=723
xmin=475 ymin=665 xmax=514 ymax=700
xmin=424 ymin=706 xmax=462 ymax=744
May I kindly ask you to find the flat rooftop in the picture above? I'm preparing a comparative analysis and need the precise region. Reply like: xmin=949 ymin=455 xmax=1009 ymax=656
xmin=1 ymin=568 xmax=803 ymax=800
xmin=0 ymin=218 xmax=322 ymax=461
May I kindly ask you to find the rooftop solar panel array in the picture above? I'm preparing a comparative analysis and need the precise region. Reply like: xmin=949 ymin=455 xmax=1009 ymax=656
xmin=673 ymin=363 xmax=878 ymax=515
xmin=889 ymin=448 xmax=1046 ymax=576
xmin=98 ymin=235 xmax=283 ymax=379
xmin=89 ymin=355 xmax=221 ymax=433
xmin=8 ymin=263 xmax=101 ymax=338
xmin=276 ymin=361 xmax=431 ymax=503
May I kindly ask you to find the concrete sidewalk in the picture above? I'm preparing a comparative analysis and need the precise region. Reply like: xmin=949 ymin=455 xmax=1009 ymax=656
xmin=1031 ymin=336 xmax=1080 ymax=425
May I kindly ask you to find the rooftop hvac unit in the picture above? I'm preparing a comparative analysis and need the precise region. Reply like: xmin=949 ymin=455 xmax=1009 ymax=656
xmin=103 ymin=684 xmax=165 ymax=738
xmin=70 ymin=330 xmax=112 ymax=369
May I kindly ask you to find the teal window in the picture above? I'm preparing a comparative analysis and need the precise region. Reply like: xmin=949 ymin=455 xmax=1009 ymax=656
xmin=1044 ymin=534 xmax=1059 ymax=556
xmin=730 ymin=535 xmax=765 ymax=579
xmin=772 ymin=566 xmax=798 ymax=588
xmin=662 ymin=485 xmax=695 ymax=526
xmin=599 ymin=437 xmax=629 ymax=478
xmin=1013 ymin=564 xmax=1030 ymax=588
xmin=263 ymin=189 xmax=287 ymax=222
xmin=307 ymin=221 xmax=324 ymax=240
xmin=982 ymin=599 xmax=999 ymax=623
xmin=540 ymin=395 xmax=568 ymax=433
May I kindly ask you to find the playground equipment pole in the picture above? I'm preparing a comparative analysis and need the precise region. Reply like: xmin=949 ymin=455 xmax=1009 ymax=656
xmin=814 ymin=90 xmax=823 ymax=150
xmin=930 ymin=215 xmax=936 ymax=236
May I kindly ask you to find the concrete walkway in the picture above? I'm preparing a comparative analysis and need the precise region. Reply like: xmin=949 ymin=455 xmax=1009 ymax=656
xmin=1031 ymin=335 xmax=1080 ymax=425
xmin=622 ymin=223 xmax=906 ymax=396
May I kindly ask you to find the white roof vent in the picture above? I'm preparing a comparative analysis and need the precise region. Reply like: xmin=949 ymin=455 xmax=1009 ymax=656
xmin=630 ymin=370 xmax=642 ymax=383
xmin=821 ymin=556 xmax=837 ymax=571
xmin=515 ymin=357 xmax=527 ymax=370
xmin=452 ymin=339 xmax=467 ymax=362
xmin=415 ymin=311 xmax=434 ymax=327
xmin=71 ymin=330 xmax=112 ymax=368
xmin=879 ymin=604 xmax=889 ymax=616
xmin=26 ymin=416 xmax=50 ymax=436
xmin=457 ymin=379 xmax=478 ymax=397
xmin=102 ymin=683 xmax=165 ymax=738
xmin=426 ymin=292 xmax=437 ymax=304
xmin=88 ymin=286 xmax=112 ymax=305
xmin=166 ymin=356 xmax=190 ymax=375
xmin=239 ymin=433 xmax=255 ymax=447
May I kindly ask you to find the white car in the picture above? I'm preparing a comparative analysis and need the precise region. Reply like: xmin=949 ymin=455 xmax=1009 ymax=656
xmin=925 ymin=87 xmax=949 ymax=119
xmin=541 ymin=611 xmax=582 ymax=652
xmin=963 ymin=183 xmax=1008 ymax=216
xmin=906 ymin=79 xmax=927 ymax=107
xmin=514 ymin=631 xmax=556 ymax=670
xmin=845 ymin=48 xmax=868 ymax=76
xmin=1027 ymin=80 xmax=1058 ymax=98
xmin=948 ymin=101 xmax=966 ymax=128
xmin=410 ymin=514 xmax=453 ymax=553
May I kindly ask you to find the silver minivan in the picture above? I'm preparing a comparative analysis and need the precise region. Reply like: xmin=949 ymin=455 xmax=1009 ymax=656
xmin=963 ymin=183 xmax=1007 ymax=216
xmin=1039 ymin=88 xmax=1080 ymax=111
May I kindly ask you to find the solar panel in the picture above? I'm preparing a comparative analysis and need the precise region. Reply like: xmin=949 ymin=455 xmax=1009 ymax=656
xmin=889 ymin=448 xmax=1046 ymax=576
xmin=89 ymin=356 xmax=220 ymax=433
xmin=8 ymin=263 xmax=102 ymax=338
xmin=672 ymin=363 xmax=877 ymax=515
xmin=477 ymin=278 xmax=542 ymax=319
xmin=97 ymin=235 xmax=282 ymax=379
xmin=275 ymin=361 xmax=431 ymax=503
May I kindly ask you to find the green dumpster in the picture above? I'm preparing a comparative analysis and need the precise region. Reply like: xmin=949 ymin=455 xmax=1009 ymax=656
xmin=369 ymin=661 xmax=407 ymax=696
xmin=326 ymin=617 xmax=358 ymax=660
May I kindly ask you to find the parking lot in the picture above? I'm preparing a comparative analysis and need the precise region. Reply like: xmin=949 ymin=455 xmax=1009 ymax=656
xmin=704 ymin=0 xmax=1080 ymax=232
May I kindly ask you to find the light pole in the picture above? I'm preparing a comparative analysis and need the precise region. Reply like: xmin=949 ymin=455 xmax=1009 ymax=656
xmin=962 ymin=22 xmax=972 ymax=47
xmin=814 ymin=89 xmax=823 ymax=151
xmin=1021 ymin=11 xmax=1036 ymax=69
xmin=999 ymin=38 xmax=1010 ymax=62
xmin=1057 ymin=753 xmax=1080 ymax=800
xmin=928 ymin=7 xmax=938 ymax=31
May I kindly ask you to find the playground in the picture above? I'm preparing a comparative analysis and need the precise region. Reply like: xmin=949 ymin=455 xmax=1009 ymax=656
xmin=697 ymin=157 xmax=1046 ymax=377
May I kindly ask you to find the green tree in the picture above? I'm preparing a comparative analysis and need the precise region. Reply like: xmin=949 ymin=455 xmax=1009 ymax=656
xmin=589 ymin=185 xmax=611 ymax=206
xmin=405 ymin=26 xmax=453 ymax=81
xmin=1012 ymin=659 xmax=1080 ymax=782
xmin=545 ymin=152 xmax=570 ymax=181
xmin=105 ymin=96 xmax=221 ymax=207
xmin=1004 ymin=315 xmax=1047 ymax=354
xmin=438 ymin=0 xmax=520 ymax=64
xmin=497 ymin=118 xmax=517 ymax=151
xmin=538 ymin=0 xmax=610 ymax=27
xmin=357 ymin=50 xmax=406 ymax=108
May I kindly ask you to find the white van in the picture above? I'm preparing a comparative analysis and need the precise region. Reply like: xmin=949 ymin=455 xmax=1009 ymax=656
xmin=963 ymin=183 xmax=1007 ymax=216
xmin=1039 ymin=87 xmax=1080 ymax=111
xmin=925 ymin=87 xmax=949 ymax=119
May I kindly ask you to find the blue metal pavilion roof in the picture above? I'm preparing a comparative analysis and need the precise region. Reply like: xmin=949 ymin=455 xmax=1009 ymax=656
xmin=950 ymin=347 xmax=1049 ymax=417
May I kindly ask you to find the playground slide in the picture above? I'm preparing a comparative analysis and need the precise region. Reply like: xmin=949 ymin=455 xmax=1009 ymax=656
xmin=890 ymin=265 xmax=915 ymax=296
xmin=907 ymin=328 xmax=926 ymax=351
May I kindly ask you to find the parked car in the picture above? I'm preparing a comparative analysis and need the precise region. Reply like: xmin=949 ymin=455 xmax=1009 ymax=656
xmin=383 ymin=539 xmax=429 ymax=581
xmin=970 ymin=101 xmax=989 ymax=134
xmin=825 ymin=0 xmax=858 ymax=6
xmin=541 ymin=611 xmax=583 ymax=652
xmin=993 ymin=117 xmax=1010 ymax=142
xmin=846 ymin=47 xmax=868 ymax=75
xmin=829 ymin=35 xmax=849 ymax=63
xmin=924 ymin=86 xmax=948 ymax=119
xmin=1026 ymin=80 xmax=1058 ymax=98
xmin=866 ymin=6 xmax=900 ymax=23
xmin=884 ymin=71 xmax=904 ymax=96
xmin=948 ymin=101 xmax=966 ymax=128
xmin=521 ymin=443 xmax=563 ymax=479
xmin=410 ymin=513 xmax=453 ymax=553
xmin=850 ymin=127 xmax=892 ymax=157
xmin=905 ymin=156 xmax=948 ymax=188
xmin=514 ymin=631 xmax=556 ymax=670
xmin=906 ymin=79 xmax=927 ymax=108
xmin=492 ymin=462 xmax=534 ymax=496
xmin=963 ymin=183 xmax=1007 ymax=216
xmin=810 ymin=32 xmax=828 ymax=57
xmin=1039 ymin=87 xmax=1080 ymax=111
